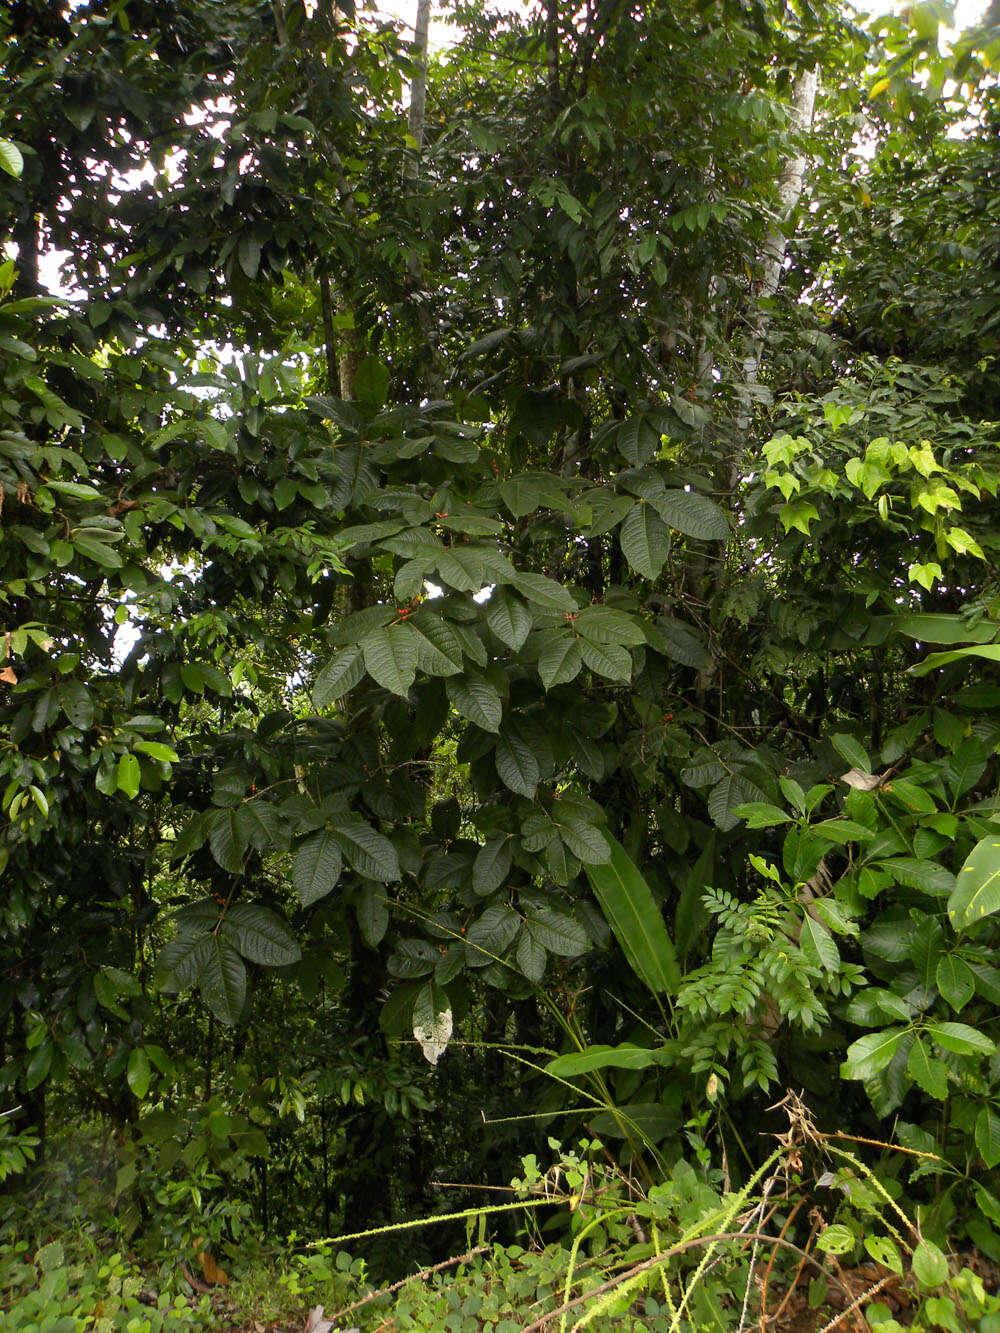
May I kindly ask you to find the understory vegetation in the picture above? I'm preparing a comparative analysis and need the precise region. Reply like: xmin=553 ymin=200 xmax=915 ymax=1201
xmin=4 ymin=0 xmax=1000 ymax=1327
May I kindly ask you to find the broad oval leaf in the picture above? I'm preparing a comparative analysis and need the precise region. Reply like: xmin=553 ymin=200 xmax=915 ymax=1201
xmin=329 ymin=816 xmax=401 ymax=882
xmin=222 ymin=904 xmax=301 ymax=966
xmin=654 ymin=489 xmax=729 ymax=541
xmin=447 ymin=672 xmax=502 ymax=732
xmin=537 ymin=633 xmax=583 ymax=690
xmin=841 ymin=1027 xmax=908 ymax=1080
xmin=314 ymin=645 xmax=365 ymax=705
xmin=473 ymin=837 xmax=512 ymax=896
xmin=293 ymin=830 xmax=343 ymax=906
xmin=949 ymin=834 xmax=1000 ymax=932
xmin=197 ymin=938 xmax=247 ymax=1026
xmin=495 ymin=729 xmax=540 ymax=797
xmin=360 ymin=623 xmax=418 ymax=696
xmin=619 ymin=502 xmax=670 ymax=579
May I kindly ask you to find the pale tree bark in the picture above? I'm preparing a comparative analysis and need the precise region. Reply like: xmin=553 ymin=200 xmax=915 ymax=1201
xmin=730 ymin=66 xmax=819 ymax=488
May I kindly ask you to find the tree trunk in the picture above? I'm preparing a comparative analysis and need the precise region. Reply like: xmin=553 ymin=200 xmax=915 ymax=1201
xmin=730 ymin=67 xmax=819 ymax=488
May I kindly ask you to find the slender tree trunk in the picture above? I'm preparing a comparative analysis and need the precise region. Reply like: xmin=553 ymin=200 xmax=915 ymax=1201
xmin=730 ymin=67 xmax=818 ymax=488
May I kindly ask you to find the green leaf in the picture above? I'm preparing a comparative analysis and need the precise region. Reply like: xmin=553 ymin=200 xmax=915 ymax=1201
xmin=579 ymin=637 xmax=632 ymax=682
xmin=906 ymin=1039 xmax=948 ymax=1099
xmin=977 ymin=1107 xmax=1000 ymax=1168
xmin=841 ymin=1028 xmax=908 ymax=1080
xmin=809 ymin=818 xmax=876 ymax=844
xmin=516 ymin=930 xmax=547 ymax=983
xmin=926 ymin=1021 xmax=996 ymax=1056
xmin=473 ymin=837 xmax=512 ymax=896
xmin=643 ymin=617 xmax=711 ymax=670
xmin=293 ymin=830 xmax=343 ymax=906
xmin=948 ymin=835 xmax=1000 ymax=931
xmin=197 ymin=938 xmax=247 ymax=1026
xmin=654 ymin=489 xmax=729 ymax=540
xmin=238 ymin=231 xmax=261 ymax=278
xmin=222 ymin=904 xmax=301 ymax=966
xmin=360 ymin=623 xmax=418 ymax=696
xmin=314 ymin=646 xmax=366 ymax=705
xmin=208 ymin=808 xmax=245 ymax=873
xmin=410 ymin=614 xmax=465 ymax=672
xmin=909 ymin=645 xmax=1000 ymax=676
xmin=116 ymin=753 xmax=141 ymax=800
xmin=126 ymin=1048 xmax=152 ymax=1100
xmin=511 ymin=572 xmax=577 ymax=612
xmin=486 ymin=588 xmax=533 ymax=650
xmin=816 ymin=1224 xmax=856 ymax=1256
xmin=60 ymin=681 xmax=94 ymax=730
xmin=585 ymin=832 xmax=679 ymax=994
xmin=707 ymin=773 xmax=768 ymax=832
xmin=330 ymin=816 xmax=401 ymax=882
xmin=495 ymin=730 xmax=539 ymax=797
xmin=0 ymin=138 xmax=24 ymax=178
xmin=732 ymin=802 xmax=791 ymax=828
xmin=465 ymin=904 xmax=520 ymax=965
xmin=447 ymin=672 xmax=502 ymax=732
xmin=537 ymin=633 xmax=583 ymax=690
xmin=864 ymin=1237 xmax=902 ymax=1275
xmin=619 ymin=503 xmax=670 ymax=579
xmin=357 ymin=885 xmax=389 ymax=947
xmin=554 ymin=815 xmax=612 ymax=865
xmin=545 ymin=1044 xmax=660 ymax=1078
xmin=354 ymin=356 xmax=391 ymax=408
xmin=525 ymin=908 xmax=587 ymax=957
xmin=831 ymin=733 xmax=871 ymax=772
xmin=133 ymin=740 xmax=178 ymax=763
xmin=800 ymin=917 xmax=839 ymax=972
xmin=912 ymin=1239 xmax=949 ymax=1289
xmin=936 ymin=955 xmax=975 ymax=1012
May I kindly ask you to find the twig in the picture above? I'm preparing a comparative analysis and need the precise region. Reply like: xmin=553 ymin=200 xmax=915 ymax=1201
xmin=327 ymin=1246 xmax=488 ymax=1323
xmin=518 ymin=1230 xmax=851 ymax=1333
xmin=758 ymin=1196 xmax=804 ymax=1331
xmin=816 ymin=1273 xmax=893 ymax=1333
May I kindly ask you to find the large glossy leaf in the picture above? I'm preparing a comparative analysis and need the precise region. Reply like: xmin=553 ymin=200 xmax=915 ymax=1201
xmin=619 ymin=503 xmax=670 ymax=579
xmin=654 ymin=489 xmax=729 ymax=540
xmin=222 ymin=904 xmax=301 ymax=966
xmin=465 ymin=904 xmax=520 ymax=965
xmin=495 ymin=729 xmax=540 ymax=796
xmin=360 ymin=623 xmax=419 ymax=696
xmin=584 ymin=833 xmax=679 ymax=993
xmin=197 ymin=938 xmax=247 ymax=1026
xmin=473 ymin=837 xmax=512 ymax=895
xmin=948 ymin=835 xmax=1000 ymax=931
xmin=537 ymin=633 xmax=583 ymax=690
xmin=447 ymin=672 xmax=502 ymax=731
xmin=486 ymin=588 xmax=533 ymax=649
xmin=208 ymin=808 xmax=246 ymax=873
xmin=841 ymin=1027 xmax=908 ymax=1080
xmin=330 ymin=816 xmax=401 ymax=882
xmin=579 ymin=637 xmax=632 ymax=681
xmin=525 ymin=908 xmax=587 ymax=956
xmin=293 ymin=830 xmax=343 ymax=905
xmin=512 ymin=571 xmax=577 ymax=612
xmin=313 ymin=646 xmax=366 ymax=705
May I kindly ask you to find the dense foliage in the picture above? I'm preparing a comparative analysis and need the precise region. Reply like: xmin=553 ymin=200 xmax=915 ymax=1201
xmin=5 ymin=0 xmax=1000 ymax=1324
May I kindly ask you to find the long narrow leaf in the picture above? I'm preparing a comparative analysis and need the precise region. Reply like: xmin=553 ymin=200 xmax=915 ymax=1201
xmin=585 ymin=833 xmax=680 ymax=994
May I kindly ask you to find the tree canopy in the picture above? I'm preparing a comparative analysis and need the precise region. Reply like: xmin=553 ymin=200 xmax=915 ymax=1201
xmin=4 ymin=0 xmax=1000 ymax=1320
